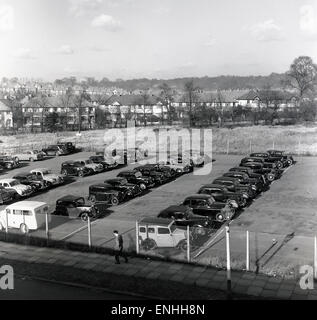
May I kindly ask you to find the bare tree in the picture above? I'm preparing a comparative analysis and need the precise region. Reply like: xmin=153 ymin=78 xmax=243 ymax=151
xmin=183 ymin=79 xmax=199 ymax=127
xmin=159 ymin=83 xmax=175 ymax=125
xmin=139 ymin=89 xmax=151 ymax=127
xmin=73 ymin=90 xmax=90 ymax=132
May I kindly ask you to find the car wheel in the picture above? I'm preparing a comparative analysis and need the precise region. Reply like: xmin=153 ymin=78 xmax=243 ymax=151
xmin=178 ymin=239 xmax=188 ymax=252
xmin=192 ymin=225 xmax=206 ymax=237
xmin=267 ymin=173 xmax=275 ymax=182
xmin=276 ymin=161 xmax=283 ymax=169
xmin=80 ymin=212 xmax=89 ymax=222
xmin=141 ymin=238 xmax=157 ymax=251
xmin=78 ymin=170 xmax=84 ymax=177
xmin=29 ymin=157 xmax=34 ymax=162
xmin=111 ymin=196 xmax=119 ymax=206
xmin=139 ymin=183 xmax=146 ymax=191
xmin=20 ymin=223 xmax=29 ymax=234
xmin=287 ymin=159 xmax=293 ymax=166
xmin=61 ymin=169 xmax=68 ymax=176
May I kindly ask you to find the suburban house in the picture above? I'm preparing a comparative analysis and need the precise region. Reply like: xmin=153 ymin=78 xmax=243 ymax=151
xmin=21 ymin=95 xmax=96 ymax=131
xmin=237 ymin=89 xmax=299 ymax=109
xmin=0 ymin=100 xmax=13 ymax=129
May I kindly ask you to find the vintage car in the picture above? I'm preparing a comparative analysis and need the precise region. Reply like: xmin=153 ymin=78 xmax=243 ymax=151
xmin=267 ymin=150 xmax=294 ymax=166
xmin=0 ymin=179 xmax=33 ymax=198
xmin=0 ymin=156 xmax=19 ymax=170
xmin=138 ymin=163 xmax=176 ymax=180
xmin=89 ymin=155 xmax=117 ymax=171
xmin=239 ymin=161 xmax=281 ymax=182
xmin=12 ymin=172 xmax=49 ymax=192
xmin=250 ymin=152 xmax=285 ymax=169
xmin=158 ymin=205 xmax=213 ymax=237
xmin=222 ymin=171 xmax=263 ymax=193
xmin=229 ymin=167 xmax=268 ymax=186
xmin=88 ymin=183 xmax=125 ymax=206
xmin=134 ymin=166 xmax=168 ymax=185
xmin=182 ymin=194 xmax=235 ymax=223
xmin=55 ymin=195 xmax=100 ymax=222
xmin=42 ymin=144 xmax=68 ymax=156
xmin=57 ymin=142 xmax=76 ymax=153
xmin=212 ymin=176 xmax=255 ymax=199
xmin=138 ymin=217 xmax=190 ymax=251
xmin=0 ymin=187 xmax=17 ymax=203
xmin=0 ymin=201 xmax=49 ymax=234
xmin=30 ymin=168 xmax=64 ymax=187
xmin=158 ymin=159 xmax=192 ymax=175
xmin=198 ymin=184 xmax=247 ymax=208
xmin=13 ymin=150 xmax=44 ymax=162
xmin=104 ymin=178 xmax=142 ymax=198
xmin=117 ymin=170 xmax=155 ymax=190
xmin=61 ymin=161 xmax=91 ymax=177
xmin=76 ymin=159 xmax=103 ymax=174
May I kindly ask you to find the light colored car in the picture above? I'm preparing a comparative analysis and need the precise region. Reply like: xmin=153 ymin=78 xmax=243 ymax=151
xmin=13 ymin=150 xmax=44 ymax=162
xmin=138 ymin=217 xmax=190 ymax=251
xmin=0 ymin=179 xmax=33 ymax=197
xmin=77 ymin=159 xmax=103 ymax=173
xmin=158 ymin=159 xmax=191 ymax=174
xmin=30 ymin=168 xmax=64 ymax=187
xmin=0 ymin=201 xmax=49 ymax=234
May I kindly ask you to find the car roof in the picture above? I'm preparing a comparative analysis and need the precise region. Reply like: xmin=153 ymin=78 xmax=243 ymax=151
xmin=159 ymin=205 xmax=190 ymax=216
xmin=57 ymin=195 xmax=84 ymax=202
xmin=0 ymin=178 xmax=16 ymax=183
xmin=6 ymin=201 xmax=47 ymax=210
xmin=185 ymin=194 xmax=212 ymax=200
xmin=13 ymin=172 xmax=33 ymax=177
xmin=31 ymin=168 xmax=49 ymax=172
xmin=90 ymin=183 xmax=115 ymax=189
xmin=200 ymin=184 xmax=226 ymax=189
xmin=119 ymin=171 xmax=135 ymax=174
xmin=104 ymin=178 xmax=125 ymax=183
xmin=267 ymin=149 xmax=284 ymax=153
xmin=139 ymin=217 xmax=174 ymax=227
xmin=214 ymin=176 xmax=237 ymax=182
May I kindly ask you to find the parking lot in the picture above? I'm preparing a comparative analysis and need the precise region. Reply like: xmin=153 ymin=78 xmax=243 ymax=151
xmin=0 ymin=150 xmax=316 ymax=274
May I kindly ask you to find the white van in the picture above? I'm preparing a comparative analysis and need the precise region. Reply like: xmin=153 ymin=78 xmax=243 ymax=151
xmin=0 ymin=201 xmax=49 ymax=234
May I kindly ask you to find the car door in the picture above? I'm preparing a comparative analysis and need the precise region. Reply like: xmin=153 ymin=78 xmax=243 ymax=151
xmin=10 ymin=209 xmax=24 ymax=229
xmin=209 ymin=188 xmax=225 ymax=202
xmin=156 ymin=227 xmax=175 ymax=247
xmin=195 ymin=200 xmax=211 ymax=216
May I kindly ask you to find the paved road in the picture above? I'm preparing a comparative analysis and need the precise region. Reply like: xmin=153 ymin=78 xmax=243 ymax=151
xmin=0 ymin=276 xmax=143 ymax=300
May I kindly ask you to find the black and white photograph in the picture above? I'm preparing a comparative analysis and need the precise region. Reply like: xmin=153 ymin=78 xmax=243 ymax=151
xmin=0 ymin=0 xmax=316 ymax=312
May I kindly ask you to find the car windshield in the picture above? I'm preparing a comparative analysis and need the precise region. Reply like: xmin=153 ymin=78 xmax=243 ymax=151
xmin=10 ymin=180 xmax=20 ymax=186
xmin=135 ymin=172 xmax=142 ymax=178
xmin=75 ymin=198 xmax=85 ymax=205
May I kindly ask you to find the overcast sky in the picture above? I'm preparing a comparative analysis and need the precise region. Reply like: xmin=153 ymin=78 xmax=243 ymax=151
xmin=0 ymin=0 xmax=317 ymax=81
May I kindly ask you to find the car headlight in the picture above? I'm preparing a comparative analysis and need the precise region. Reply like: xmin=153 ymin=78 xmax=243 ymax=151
xmin=251 ymin=185 xmax=257 ymax=191
xmin=242 ymin=193 xmax=249 ymax=199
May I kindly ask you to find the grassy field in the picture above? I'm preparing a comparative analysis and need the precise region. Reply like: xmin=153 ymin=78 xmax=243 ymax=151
xmin=0 ymin=124 xmax=317 ymax=155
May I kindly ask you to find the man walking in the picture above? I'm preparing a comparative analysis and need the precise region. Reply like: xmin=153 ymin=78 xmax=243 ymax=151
xmin=113 ymin=230 xmax=128 ymax=264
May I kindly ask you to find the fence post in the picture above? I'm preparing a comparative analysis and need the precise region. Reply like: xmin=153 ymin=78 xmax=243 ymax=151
xmin=314 ymin=236 xmax=317 ymax=279
xmin=187 ymin=225 xmax=190 ymax=263
xmin=45 ymin=211 xmax=49 ymax=243
xmin=249 ymin=140 xmax=252 ymax=153
xmin=226 ymin=139 xmax=229 ymax=155
xmin=272 ymin=141 xmax=275 ymax=149
xmin=136 ymin=220 xmax=139 ymax=255
xmin=5 ymin=210 xmax=8 ymax=234
xmin=87 ymin=216 xmax=92 ymax=248
xmin=246 ymin=230 xmax=250 ymax=271
xmin=225 ymin=225 xmax=232 ymax=299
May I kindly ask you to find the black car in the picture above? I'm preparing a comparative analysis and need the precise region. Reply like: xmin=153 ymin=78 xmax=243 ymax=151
xmin=250 ymin=152 xmax=284 ymax=169
xmin=158 ymin=205 xmax=213 ymax=236
xmin=239 ymin=161 xmax=281 ymax=182
xmin=57 ymin=142 xmax=76 ymax=154
xmin=138 ymin=163 xmax=176 ymax=180
xmin=117 ymin=170 xmax=155 ymax=190
xmin=104 ymin=178 xmax=142 ymax=198
xmin=182 ymin=194 xmax=235 ymax=223
xmin=212 ymin=176 xmax=255 ymax=199
xmin=134 ymin=166 xmax=168 ymax=185
xmin=55 ymin=195 xmax=100 ymax=222
xmin=229 ymin=167 xmax=268 ymax=186
xmin=61 ymin=161 xmax=91 ymax=177
xmin=222 ymin=171 xmax=263 ymax=193
xmin=0 ymin=156 xmax=19 ymax=170
xmin=89 ymin=155 xmax=116 ymax=171
xmin=267 ymin=150 xmax=294 ymax=166
xmin=42 ymin=144 xmax=68 ymax=156
xmin=198 ymin=184 xmax=247 ymax=208
xmin=88 ymin=184 xmax=124 ymax=205
xmin=12 ymin=172 xmax=48 ymax=192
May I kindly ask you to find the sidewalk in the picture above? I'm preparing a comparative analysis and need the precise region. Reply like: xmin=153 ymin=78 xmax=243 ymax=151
xmin=0 ymin=241 xmax=316 ymax=300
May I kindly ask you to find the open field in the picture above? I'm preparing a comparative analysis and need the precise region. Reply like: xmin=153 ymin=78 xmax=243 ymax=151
xmin=1 ymin=124 xmax=317 ymax=155
xmin=0 ymin=150 xmax=316 ymax=277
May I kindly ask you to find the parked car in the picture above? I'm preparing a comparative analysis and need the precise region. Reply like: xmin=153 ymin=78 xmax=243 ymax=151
xmin=104 ymin=178 xmax=142 ymax=198
xmin=60 ymin=161 xmax=91 ymax=177
xmin=55 ymin=195 xmax=100 ymax=222
xmin=0 ymin=187 xmax=17 ymax=203
xmin=138 ymin=163 xmax=176 ymax=180
xmin=138 ymin=217 xmax=190 ymax=251
xmin=212 ymin=176 xmax=255 ymax=199
xmin=57 ymin=142 xmax=76 ymax=153
xmin=88 ymin=183 xmax=123 ymax=206
xmin=12 ymin=172 xmax=49 ymax=192
xmin=13 ymin=150 xmax=44 ymax=162
xmin=229 ymin=167 xmax=268 ymax=186
xmin=42 ymin=144 xmax=68 ymax=156
xmin=239 ymin=161 xmax=280 ymax=182
xmin=30 ymin=168 xmax=64 ymax=187
xmin=89 ymin=155 xmax=117 ymax=171
xmin=182 ymin=194 xmax=235 ymax=223
xmin=198 ymin=184 xmax=247 ymax=208
xmin=158 ymin=205 xmax=213 ymax=237
xmin=134 ymin=166 xmax=168 ymax=185
xmin=117 ymin=170 xmax=155 ymax=190
xmin=76 ymin=159 xmax=103 ymax=174
xmin=0 ymin=179 xmax=33 ymax=198
xmin=267 ymin=150 xmax=294 ymax=166
xmin=0 ymin=201 xmax=49 ymax=234
xmin=250 ymin=152 xmax=284 ymax=169
xmin=158 ymin=159 xmax=191 ymax=175
xmin=222 ymin=171 xmax=263 ymax=193
xmin=0 ymin=156 xmax=19 ymax=170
